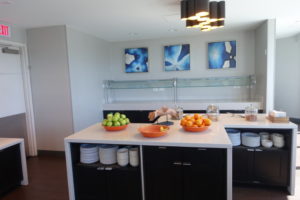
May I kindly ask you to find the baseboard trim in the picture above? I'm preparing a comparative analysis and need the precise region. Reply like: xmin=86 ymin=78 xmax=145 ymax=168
xmin=38 ymin=150 xmax=65 ymax=157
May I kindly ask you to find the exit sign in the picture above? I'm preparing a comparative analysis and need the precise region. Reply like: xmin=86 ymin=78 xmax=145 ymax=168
xmin=0 ymin=24 xmax=10 ymax=37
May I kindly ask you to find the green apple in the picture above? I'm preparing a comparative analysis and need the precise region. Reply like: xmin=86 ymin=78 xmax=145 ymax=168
xmin=102 ymin=119 xmax=108 ymax=126
xmin=107 ymin=113 xmax=113 ymax=118
xmin=114 ymin=112 xmax=120 ymax=117
xmin=121 ymin=114 xmax=126 ymax=119
xmin=120 ymin=120 xmax=127 ymax=125
xmin=107 ymin=117 xmax=113 ymax=122
xmin=125 ymin=118 xmax=130 ymax=124
xmin=112 ymin=116 xmax=119 ymax=122
xmin=106 ymin=121 xmax=113 ymax=127
xmin=113 ymin=121 xmax=121 ymax=126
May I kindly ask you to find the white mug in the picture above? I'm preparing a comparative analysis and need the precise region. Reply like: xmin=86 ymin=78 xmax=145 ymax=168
xmin=117 ymin=148 xmax=129 ymax=166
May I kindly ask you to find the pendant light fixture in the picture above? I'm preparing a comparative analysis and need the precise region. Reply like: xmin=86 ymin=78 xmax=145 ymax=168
xmin=181 ymin=0 xmax=226 ymax=32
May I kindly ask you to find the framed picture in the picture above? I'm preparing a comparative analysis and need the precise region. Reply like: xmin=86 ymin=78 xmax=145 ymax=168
xmin=125 ymin=48 xmax=149 ymax=73
xmin=208 ymin=40 xmax=236 ymax=69
xmin=164 ymin=44 xmax=190 ymax=71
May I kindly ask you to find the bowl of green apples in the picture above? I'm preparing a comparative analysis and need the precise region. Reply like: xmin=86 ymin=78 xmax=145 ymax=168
xmin=102 ymin=112 xmax=130 ymax=131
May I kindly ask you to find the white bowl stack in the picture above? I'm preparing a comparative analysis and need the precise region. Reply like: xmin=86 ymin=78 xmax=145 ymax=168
xmin=271 ymin=133 xmax=285 ymax=148
xmin=80 ymin=144 xmax=99 ymax=164
xmin=129 ymin=147 xmax=139 ymax=167
xmin=226 ymin=129 xmax=241 ymax=146
xmin=99 ymin=145 xmax=118 ymax=165
xmin=117 ymin=148 xmax=129 ymax=166
xmin=242 ymin=132 xmax=260 ymax=147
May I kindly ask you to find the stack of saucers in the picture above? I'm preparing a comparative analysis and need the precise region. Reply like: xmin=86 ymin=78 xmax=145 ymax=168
xmin=80 ymin=144 xmax=99 ymax=164
xmin=99 ymin=145 xmax=118 ymax=165
xmin=226 ymin=129 xmax=241 ymax=146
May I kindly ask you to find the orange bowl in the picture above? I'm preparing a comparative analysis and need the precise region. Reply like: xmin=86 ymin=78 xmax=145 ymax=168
xmin=182 ymin=125 xmax=209 ymax=132
xmin=139 ymin=125 xmax=169 ymax=138
xmin=103 ymin=124 xmax=128 ymax=131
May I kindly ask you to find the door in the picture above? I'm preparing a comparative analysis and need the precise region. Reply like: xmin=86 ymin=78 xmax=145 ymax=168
xmin=74 ymin=164 xmax=107 ymax=200
xmin=0 ymin=45 xmax=29 ymax=154
xmin=182 ymin=148 xmax=226 ymax=200
xmin=253 ymin=148 xmax=289 ymax=186
xmin=106 ymin=167 xmax=142 ymax=200
xmin=233 ymin=147 xmax=254 ymax=182
xmin=143 ymin=146 xmax=183 ymax=200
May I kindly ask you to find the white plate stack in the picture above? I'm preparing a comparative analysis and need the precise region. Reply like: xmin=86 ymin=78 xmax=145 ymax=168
xmin=80 ymin=144 xmax=99 ymax=164
xmin=117 ymin=148 xmax=129 ymax=167
xmin=242 ymin=132 xmax=260 ymax=147
xmin=99 ymin=145 xmax=118 ymax=165
xmin=226 ymin=129 xmax=241 ymax=146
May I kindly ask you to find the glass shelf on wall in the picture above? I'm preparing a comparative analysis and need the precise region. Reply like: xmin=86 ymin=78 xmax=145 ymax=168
xmin=177 ymin=75 xmax=255 ymax=88
xmin=105 ymin=79 xmax=175 ymax=89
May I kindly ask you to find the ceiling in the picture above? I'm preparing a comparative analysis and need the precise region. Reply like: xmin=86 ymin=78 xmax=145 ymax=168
xmin=1 ymin=0 xmax=300 ymax=41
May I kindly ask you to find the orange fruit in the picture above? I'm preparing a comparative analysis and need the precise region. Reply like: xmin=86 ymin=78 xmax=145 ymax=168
xmin=194 ymin=114 xmax=200 ymax=119
xmin=181 ymin=119 xmax=187 ymax=126
xmin=184 ymin=115 xmax=192 ymax=120
xmin=193 ymin=124 xmax=198 ymax=128
xmin=195 ymin=119 xmax=203 ymax=126
xmin=186 ymin=121 xmax=193 ymax=127
xmin=190 ymin=118 xmax=196 ymax=123
xmin=203 ymin=118 xmax=212 ymax=126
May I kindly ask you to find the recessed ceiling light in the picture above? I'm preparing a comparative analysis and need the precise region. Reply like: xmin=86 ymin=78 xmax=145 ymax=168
xmin=168 ymin=28 xmax=178 ymax=32
xmin=128 ymin=32 xmax=139 ymax=36
xmin=0 ymin=0 xmax=14 ymax=5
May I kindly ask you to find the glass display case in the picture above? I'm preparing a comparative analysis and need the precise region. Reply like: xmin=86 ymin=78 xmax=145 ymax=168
xmin=103 ymin=75 xmax=259 ymax=105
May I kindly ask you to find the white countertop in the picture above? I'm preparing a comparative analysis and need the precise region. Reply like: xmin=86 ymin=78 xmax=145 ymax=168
xmin=65 ymin=114 xmax=298 ymax=149
xmin=0 ymin=138 xmax=24 ymax=151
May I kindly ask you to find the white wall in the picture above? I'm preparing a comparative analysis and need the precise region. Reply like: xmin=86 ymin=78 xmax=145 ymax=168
xmin=27 ymin=25 xmax=74 ymax=151
xmin=66 ymin=27 xmax=110 ymax=132
xmin=108 ymin=30 xmax=255 ymax=102
xmin=275 ymin=35 xmax=300 ymax=118
xmin=255 ymin=19 xmax=276 ymax=112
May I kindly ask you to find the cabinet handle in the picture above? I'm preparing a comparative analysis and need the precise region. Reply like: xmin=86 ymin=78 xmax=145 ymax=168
xmin=247 ymin=149 xmax=254 ymax=152
xmin=197 ymin=148 xmax=207 ymax=151
xmin=253 ymin=181 xmax=261 ymax=184
xmin=173 ymin=161 xmax=182 ymax=166
xmin=105 ymin=167 xmax=113 ymax=171
xmin=97 ymin=167 xmax=105 ymax=171
xmin=158 ymin=147 xmax=167 ymax=150
xmin=255 ymin=149 xmax=263 ymax=152
xmin=182 ymin=162 xmax=192 ymax=166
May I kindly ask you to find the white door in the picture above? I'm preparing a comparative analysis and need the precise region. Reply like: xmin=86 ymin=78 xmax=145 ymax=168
xmin=0 ymin=45 xmax=28 ymax=153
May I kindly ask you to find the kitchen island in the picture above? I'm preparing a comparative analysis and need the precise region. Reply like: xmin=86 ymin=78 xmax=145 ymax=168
xmin=64 ymin=114 xmax=298 ymax=200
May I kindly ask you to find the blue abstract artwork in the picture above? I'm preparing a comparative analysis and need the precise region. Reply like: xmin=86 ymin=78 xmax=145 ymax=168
xmin=208 ymin=41 xmax=236 ymax=69
xmin=125 ymin=48 xmax=148 ymax=73
xmin=164 ymin=44 xmax=190 ymax=71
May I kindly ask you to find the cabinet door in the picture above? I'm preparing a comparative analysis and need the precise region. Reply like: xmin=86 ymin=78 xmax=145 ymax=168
xmin=0 ymin=144 xmax=23 ymax=195
xmin=182 ymin=148 xmax=226 ymax=200
xmin=143 ymin=146 xmax=183 ymax=200
xmin=253 ymin=148 xmax=289 ymax=186
xmin=74 ymin=165 xmax=107 ymax=200
xmin=106 ymin=167 xmax=142 ymax=200
xmin=233 ymin=148 xmax=254 ymax=182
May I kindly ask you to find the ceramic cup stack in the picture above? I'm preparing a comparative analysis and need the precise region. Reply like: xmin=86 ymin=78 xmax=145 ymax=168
xmin=80 ymin=144 xmax=99 ymax=164
xmin=117 ymin=148 xmax=129 ymax=166
xmin=271 ymin=133 xmax=285 ymax=148
xmin=241 ymin=132 xmax=260 ymax=147
xmin=99 ymin=145 xmax=118 ymax=165
xmin=259 ymin=132 xmax=273 ymax=148
xmin=226 ymin=129 xmax=241 ymax=146
xmin=129 ymin=147 xmax=139 ymax=167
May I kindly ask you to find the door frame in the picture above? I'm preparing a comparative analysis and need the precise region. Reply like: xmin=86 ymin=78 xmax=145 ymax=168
xmin=0 ymin=39 xmax=37 ymax=156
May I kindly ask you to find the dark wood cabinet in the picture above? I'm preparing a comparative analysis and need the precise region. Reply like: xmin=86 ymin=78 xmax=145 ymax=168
xmin=143 ymin=146 xmax=227 ymax=200
xmin=74 ymin=164 xmax=142 ymax=200
xmin=0 ymin=144 xmax=23 ymax=196
xmin=233 ymin=146 xmax=289 ymax=186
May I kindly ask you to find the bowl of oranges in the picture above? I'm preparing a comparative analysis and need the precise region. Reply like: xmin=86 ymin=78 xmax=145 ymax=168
xmin=180 ymin=114 xmax=212 ymax=132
